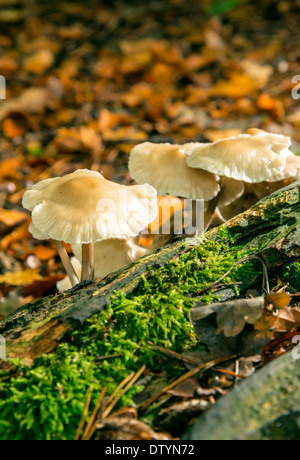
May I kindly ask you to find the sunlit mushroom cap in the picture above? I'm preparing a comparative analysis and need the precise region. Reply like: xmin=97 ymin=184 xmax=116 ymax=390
xmin=28 ymin=221 xmax=49 ymax=240
xmin=129 ymin=142 xmax=220 ymax=200
xmin=246 ymin=128 xmax=300 ymax=181
xmin=267 ymin=151 xmax=300 ymax=182
xmin=72 ymin=238 xmax=147 ymax=279
xmin=186 ymin=133 xmax=290 ymax=183
xmin=23 ymin=169 xmax=157 ymax=244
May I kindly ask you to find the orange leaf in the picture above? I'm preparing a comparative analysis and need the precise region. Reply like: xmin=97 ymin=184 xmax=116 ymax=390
xmin=210 ymin=73 xmax=258 ymax=99
xmin=0 ymin=209 xmax=28 ymax=227
xmin=1 ymin=219 xmax=31 ymax=249
xmin=34 ymin=245 xmax=57 ymax=261
xmin=0 ymin=158 xmax=21 ymax=180
xmin=3 ymin=118 xmax=26 ymax=138
xmin=257 ymin=94 xmax=285 ymax=120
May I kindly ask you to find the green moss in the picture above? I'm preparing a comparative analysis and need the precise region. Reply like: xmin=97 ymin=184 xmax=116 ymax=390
xmin=280 ymin=262 xmax=300 ymax=292
xmin=0 ymin=236 xmax=268 ymax=440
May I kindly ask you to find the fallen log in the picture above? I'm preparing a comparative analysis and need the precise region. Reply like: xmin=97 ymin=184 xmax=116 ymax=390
xmin=0 ymin=181 xmax=299 ymax=440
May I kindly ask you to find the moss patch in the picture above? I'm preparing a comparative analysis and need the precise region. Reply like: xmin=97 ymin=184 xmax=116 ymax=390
xmin=0 ymin=234 xmax=265 ymax=440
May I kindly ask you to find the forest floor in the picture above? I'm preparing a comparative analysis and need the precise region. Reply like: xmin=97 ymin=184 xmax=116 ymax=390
xmin=0 ymin=0 xmax=299 ymax=441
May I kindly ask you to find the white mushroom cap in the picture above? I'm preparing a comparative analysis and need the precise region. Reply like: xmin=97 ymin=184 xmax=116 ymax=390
xmin=246 ymin=128 xmax=300 ymax=181
xmin=28 ymin=221 xmax=49 ymax=240
xmin=23 ymin=169 xmax=157 ymax=244
xmin=186 ymin=133 xmax=290 ymax=183
xmin=267 ymin=151 xmax=300 ymax=182
xmin=72 ymin=238 xmax=147 ymax=280
xmin=129 ymin=142 xmax=220 ymax=201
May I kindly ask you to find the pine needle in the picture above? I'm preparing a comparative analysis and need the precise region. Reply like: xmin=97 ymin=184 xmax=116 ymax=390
xmin=103 ymin=365 xmax=146 ymax=418
xmin=74 ymin=385 xmax=93 ymax=441
xmin=81 ymin=386 xmax=107 ymax=440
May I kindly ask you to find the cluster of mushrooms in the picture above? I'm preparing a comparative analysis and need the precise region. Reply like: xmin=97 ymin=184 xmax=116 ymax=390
xmin=129 ymin=128 xmax=300 ymax=229
xmin=22 ymin=129 xmax=300 ymax=290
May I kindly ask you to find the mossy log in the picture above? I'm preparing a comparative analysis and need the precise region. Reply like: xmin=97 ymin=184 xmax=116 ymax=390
xmin=1 ymin=181 xmax=299 ymax=362
xmin=0 ymin=181 xmax=299 ymax=440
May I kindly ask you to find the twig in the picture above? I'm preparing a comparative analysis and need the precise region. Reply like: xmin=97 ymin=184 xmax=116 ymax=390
xmin=147 ymin=341 xmax=202 ymax=366
xmin=212 ymin=367 xmax=245 ymax=379
xmin=211 ymin=282 xmax=242 ymax=291
xmin=196 ymin=255 xmax=270 ymax=296
xmin=95 ymin=353 xmax=123 ymax=362
xmin=87 ymin=369 xmax=144 ymax=440
xmin=74 ymin=386 xmax=93 ymax=441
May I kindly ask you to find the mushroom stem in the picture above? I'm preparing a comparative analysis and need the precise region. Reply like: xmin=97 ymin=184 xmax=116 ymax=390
xmin=55 ymin=241 xmax=79 ymax=287
xmin=204 ymin=193 xmax=222 ymax=231
xmin=81 ymin=243 xmax=94 ymax=281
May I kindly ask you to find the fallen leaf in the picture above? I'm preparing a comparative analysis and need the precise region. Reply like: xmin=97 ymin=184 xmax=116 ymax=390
xmin=0 ymin=209 xmax=28 ymax=226
xmin=0 ymin=269 xmax=42 ymax=286
xmin=34 ymin=245 xmax=57 ymax=261
xmin=191 ymin=297 xmax=266 ymax=338
xmin=24 ymin=49 xmax=55 ymax=74
xmin=209 ymin=73 xmax=259 ymax=99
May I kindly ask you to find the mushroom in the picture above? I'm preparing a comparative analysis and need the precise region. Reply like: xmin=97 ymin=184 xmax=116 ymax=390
xmin=57 ymin=257 xmax=82 ymax=291
xmin=29 ymin=222 xmax=79 ymax=287
xmin=186 ymin=132 xmax=291 ymax=226
xmin=246 ymin=128 xmax=300 ymax=181
xmin=23 ymin=169 xmax=157 ymax=285
xmin=186 ymin=132 xmax=290 ymax=183
xmin=245 ymin=128 xmax=300 ymax=199
xmin=57 ymin=239 xmax=148 ymax=291
xmin=129 ymin=142 xmax=220 ymax=200
xmin=129 ymin=142 xmax=220 ymax=236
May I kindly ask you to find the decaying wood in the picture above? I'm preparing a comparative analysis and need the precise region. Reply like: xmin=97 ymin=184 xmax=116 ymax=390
xmin=0 ymin=181 xmax=299 ymax=367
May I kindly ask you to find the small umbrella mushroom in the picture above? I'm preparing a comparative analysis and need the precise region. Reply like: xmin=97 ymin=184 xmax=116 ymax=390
xmin=23 ymin=169 xmax=157 ymax=285
xmin=129 ymin=142 xmax=220 ymax=236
